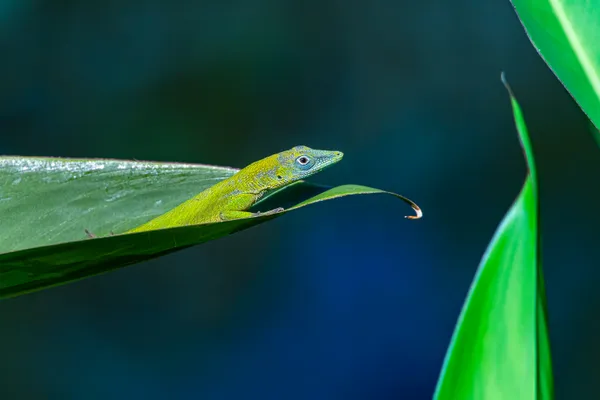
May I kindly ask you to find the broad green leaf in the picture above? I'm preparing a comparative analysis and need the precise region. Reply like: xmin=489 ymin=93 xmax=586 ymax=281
xmin=0 ymin=157 xmax=420 ymax=299
xmin=511 ymin=0 xmax=600 ymax=129
xmin=433 ymin=77 xmax=554 ymax=399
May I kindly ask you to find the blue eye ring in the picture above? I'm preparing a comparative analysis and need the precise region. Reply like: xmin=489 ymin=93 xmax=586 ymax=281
xmin=295 ymin=155 xmax=313 ymax=170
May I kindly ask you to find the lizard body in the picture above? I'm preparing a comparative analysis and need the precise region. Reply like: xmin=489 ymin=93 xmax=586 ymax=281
xmin=126 ymin=145 xmax=343 ymax=233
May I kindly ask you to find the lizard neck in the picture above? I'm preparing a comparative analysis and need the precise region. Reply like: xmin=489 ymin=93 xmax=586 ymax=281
xmin=235 ymin=154 xmax=292 ymax=194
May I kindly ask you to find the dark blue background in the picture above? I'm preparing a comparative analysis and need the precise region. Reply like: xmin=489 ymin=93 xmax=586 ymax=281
xmin=2 ymin=1 xmax=600 ymax=399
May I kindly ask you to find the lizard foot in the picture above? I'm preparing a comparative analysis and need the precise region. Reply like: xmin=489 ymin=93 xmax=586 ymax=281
xmin=256 ymin=207 xmax=284 ymax=216
xmin=84 ymin=229 xmax=115 ymax=239
xmin=84 ymin=229 xmax=96 ymax=238
xmin=220 ymin=207 xmax=284 ymax=221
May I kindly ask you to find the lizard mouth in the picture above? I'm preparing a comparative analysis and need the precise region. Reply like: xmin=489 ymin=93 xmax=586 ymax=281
xmin=315 ymin=151 xmax=344 ymax=172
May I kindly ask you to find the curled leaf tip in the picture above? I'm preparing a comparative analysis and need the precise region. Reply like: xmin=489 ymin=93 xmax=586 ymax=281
xmin=402 ymin=200 xmax=423 ymax=220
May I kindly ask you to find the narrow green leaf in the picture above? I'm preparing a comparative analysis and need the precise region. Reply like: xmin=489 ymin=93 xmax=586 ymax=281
xmin=0 ymin=157 xmax=420 ymax=298
xmin=433 ymin=76 xmax=554 ymax=399
xmin=511 ymin=0 xmax=600 ymax=129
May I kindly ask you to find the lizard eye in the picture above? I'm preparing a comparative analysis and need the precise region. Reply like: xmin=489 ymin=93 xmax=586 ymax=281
xmin=296 ymin=156 xmax=310 ymax=166
xmin=295 ymin=155 xmax=315 ymax=171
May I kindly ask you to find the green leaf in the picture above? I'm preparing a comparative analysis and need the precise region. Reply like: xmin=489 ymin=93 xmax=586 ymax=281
xmin=511 ymin=0 xmax=600 ymax=129
xmin=433 ymin=76 xmax=554 ymax=399
xmin=0 ymin=157 xmax=420 ymax=299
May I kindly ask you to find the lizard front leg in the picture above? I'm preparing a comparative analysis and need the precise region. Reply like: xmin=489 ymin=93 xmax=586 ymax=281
xmin=217 ymin=192 xmax=284 ymax=221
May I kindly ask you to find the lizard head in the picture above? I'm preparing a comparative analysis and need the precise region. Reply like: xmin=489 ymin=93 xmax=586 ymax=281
xmin=273 ymin=145 xmax=344 ymax=185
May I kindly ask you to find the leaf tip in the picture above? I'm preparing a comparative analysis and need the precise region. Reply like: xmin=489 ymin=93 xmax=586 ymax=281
xmin=405 ymin=204 xmax=423 ymax=220
xmin=500 ymin=71 xmax=515 ymax=98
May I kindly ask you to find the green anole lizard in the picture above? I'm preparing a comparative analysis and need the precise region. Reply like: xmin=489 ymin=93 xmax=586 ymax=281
xmin=86 ymin=145 xmax=421 ymax=237
xmin=124 ymin=145 xmax=344 ymax=233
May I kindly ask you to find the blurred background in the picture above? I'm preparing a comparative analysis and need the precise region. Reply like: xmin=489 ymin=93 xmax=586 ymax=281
xmin=1 ymin=1 xmax=599 ymax=399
